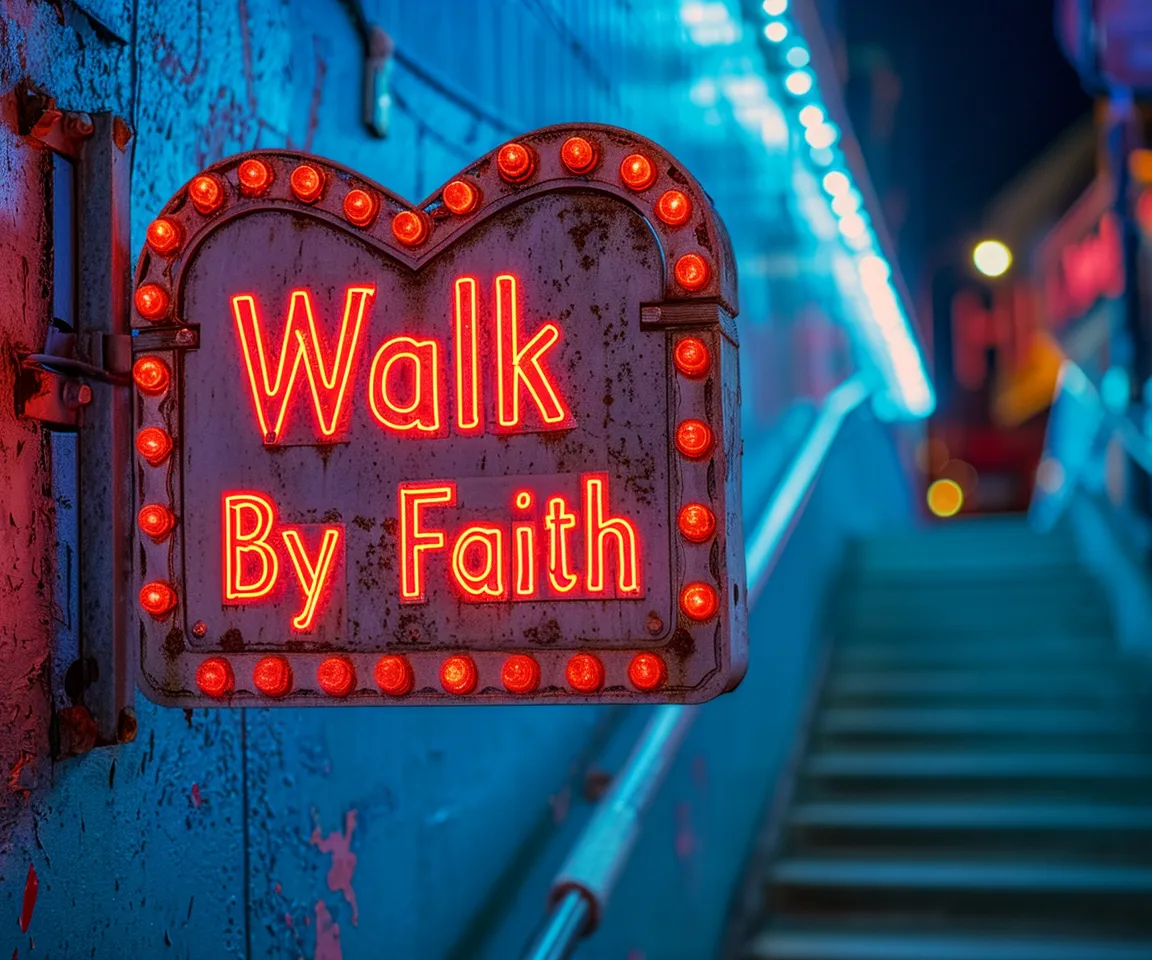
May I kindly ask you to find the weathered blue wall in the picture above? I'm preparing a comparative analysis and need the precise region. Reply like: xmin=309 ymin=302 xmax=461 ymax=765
xmin=0 ymin=2 xmax=916 ymax=957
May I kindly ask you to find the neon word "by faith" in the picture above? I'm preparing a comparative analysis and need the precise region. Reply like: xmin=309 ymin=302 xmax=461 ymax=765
xmin=231 ymin=274 xmax=573 ymax=444
xmin=399 ymin=473 xmax=642 ymax=604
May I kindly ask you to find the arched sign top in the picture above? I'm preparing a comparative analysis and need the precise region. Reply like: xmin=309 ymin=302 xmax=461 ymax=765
xmin=134 ymin=123 xmax=738 ymax=318
xmin=129 ymin=123 xmax=746 ymax=708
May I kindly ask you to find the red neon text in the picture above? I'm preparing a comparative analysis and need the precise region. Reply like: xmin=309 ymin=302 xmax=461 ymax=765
xmin=222 ymin=492 xmax=343 ymax=632
xmin=396 ymin=474 xmax=642 ymax=604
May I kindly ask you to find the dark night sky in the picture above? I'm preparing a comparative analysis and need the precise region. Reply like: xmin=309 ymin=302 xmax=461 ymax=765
xmin=842 ymin=0 xmax=1093 ymax=273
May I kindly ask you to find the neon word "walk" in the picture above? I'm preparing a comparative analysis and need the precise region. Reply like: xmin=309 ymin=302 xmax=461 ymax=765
xmin=231 ymin=274 xmax=573 ymax=444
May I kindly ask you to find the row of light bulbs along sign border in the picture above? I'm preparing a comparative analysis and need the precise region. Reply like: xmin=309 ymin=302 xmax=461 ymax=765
xmin=130 ymin=129 xmax=731 ymax=701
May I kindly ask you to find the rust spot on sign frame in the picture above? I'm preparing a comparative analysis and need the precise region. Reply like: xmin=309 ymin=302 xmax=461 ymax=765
xmin=130 ymin=124 xmax=747 ymax=706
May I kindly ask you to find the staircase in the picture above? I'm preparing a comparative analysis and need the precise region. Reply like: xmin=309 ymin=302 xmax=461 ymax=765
xmin=744 ymin=518 xmax=1152 ymax=960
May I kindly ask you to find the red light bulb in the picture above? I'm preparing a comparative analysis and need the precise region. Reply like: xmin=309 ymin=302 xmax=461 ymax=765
xmin=677 ymin=503 xmax=716 ymax=543
xmin=189 ymin=174 xmax=223 ymax=214
xmin=560 ymin=136 xmax=598 ymax=174
xmin=134 ymin=284 xmax=170 ymax=322
xmin=139 ymin=580 xmax=177 ymax=617
xmin=136 ymin=427 xmax=173 ymax=465
xmin=628 ymin=653 xmax=666 ymax=691
xmin=146 ymin=217 xmax=181 ymax=256
xmin=620 ymin=153 xmax=656 ymax=191
xmin=675 ymin=419 xmax=713 ymax=460
xmin=237 ymin=158 xmax=272 ymax=197
xmin=343 ymin=188 xmax=377 ymax=227
xmin=253 ymin=656 xmax=293 ymax=697
xmin=392 ymin=210 xmax=429 ymax=246
xmin=197 ymin=658 xmax=234 ymax=698
xmin=566 ymin=653 xmax=604 ymax=693
xmin=674 ymin=337 xmax=711 ymax=378
xmin=680 ymin=582 xmax=719 ymax=622
xmin=501 ymin=655 xmax=540 ymax=694
xmin=497 ymin=142 xmax=536 ymax=183
xmin=440 ymin=655 xmax=477 ymax=695
xmin=375 ymin=655 xmax=414 ymax=696
xmin=138 ymin=503 xmax=175 ymax=540
xmin=674 ymin=253 xmax=711 ymax=291
xmin=442 ymin=179 xmax=479 ymax=215
xmin=317 ymin=657 xmax=356 ymax=697
xmin=133 ymin=356 xmax=171 ymax=395
xmin=656 ymin=190 xmax=692 ymax=226
xmin=290 ymin=164 xmax=324 ymax=203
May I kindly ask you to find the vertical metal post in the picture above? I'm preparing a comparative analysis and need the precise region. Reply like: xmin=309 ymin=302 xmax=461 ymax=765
xmin=75 ymin=114 xmax=135 ymax=744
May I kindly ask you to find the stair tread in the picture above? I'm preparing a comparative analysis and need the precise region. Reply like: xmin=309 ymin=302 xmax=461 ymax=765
xmin=769 ymin=858 xmax=1152 ymax=890
xmin=790 ymin=801 xmax=1152 ymax=829
xmin=806 ymin=752 xmax=1152 ymax=777
xmin=748 ymin=928 xmax=1152 ymax=960
xmin=819 ymin=707 xmax=1139 ymax=734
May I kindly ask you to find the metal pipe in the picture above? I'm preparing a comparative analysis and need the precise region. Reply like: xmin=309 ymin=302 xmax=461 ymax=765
xmin=522 ymin=377 xmax=872 ymax=960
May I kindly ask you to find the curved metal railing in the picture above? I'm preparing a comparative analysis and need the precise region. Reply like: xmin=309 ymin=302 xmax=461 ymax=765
xmin=522 ymin=376 xmax=872 ymax=960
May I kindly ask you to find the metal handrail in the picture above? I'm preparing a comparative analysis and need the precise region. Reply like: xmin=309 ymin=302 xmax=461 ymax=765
xmin=522 ymin=376 xmax=872 ymax=960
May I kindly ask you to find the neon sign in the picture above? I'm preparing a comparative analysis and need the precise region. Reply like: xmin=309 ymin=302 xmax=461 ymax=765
xmin=130 ymin=125 xmax=746 ymax=707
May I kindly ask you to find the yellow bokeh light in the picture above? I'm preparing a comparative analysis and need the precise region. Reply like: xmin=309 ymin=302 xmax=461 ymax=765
xmin=972 ymin=239 xmax=1012 ymax=278
xmin=927 ymin=478 xmax=964 ymax=518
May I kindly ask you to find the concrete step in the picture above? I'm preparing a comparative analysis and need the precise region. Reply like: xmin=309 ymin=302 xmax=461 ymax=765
xmin=836 ymin=640 xmax=1118 ymax=668
xmin=747 ymin=927 xmax=1152 ymax=960
xmin=818 ymin=706 xmax=1140 ymax=736
xmin=825 ymin=668 xmax=1134 ymax=704
xmin=790 ymin=800 xmax=1152 ymax=831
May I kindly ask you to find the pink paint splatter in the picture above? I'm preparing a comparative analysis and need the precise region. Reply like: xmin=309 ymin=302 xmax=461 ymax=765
xmin=313 ymin=901 xmax=341 ymax=960
xmin=191 ymin=783 xmax=202 ymax=808
xmin=18 ymin=863 xmax=37 ymax=933
xmin=311 ymin=811 xmax=359 ymax=926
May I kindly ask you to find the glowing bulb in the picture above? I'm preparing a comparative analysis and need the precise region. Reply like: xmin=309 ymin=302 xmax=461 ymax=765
xmin=804 ymin=123 xmax=838 ymax=149
xmin=784 ymin=70 xmax=812 ymax=95
xmin=785 ymin=45 xmax=810 ymax=67
xmin=838 ymin=213 xmax=867 ymax=240
xmin=763 ymin=0 xmax=787 ymax=13
xmin=799 ymin=105 xmax=824 ymax=127
xmin=831 ymin=191 xmax=859 ymax=216
xmin=764 ymin=22 xmax=787 ymax=42
xmin=822 ymin=171 xmax=850 ymax=196
xmin=972 ymin=239 xmax=1012 ymax=278
xmin=927 ymin=478 xmax=964 ymax=518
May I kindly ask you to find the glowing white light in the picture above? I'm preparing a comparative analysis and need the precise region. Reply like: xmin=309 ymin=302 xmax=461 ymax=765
xmin=785 ymin=46 xmax=810 ymax=67
xmin=972 ymin=239 xmax=1012 ymax=277
xmin=831 ymin=191 xmax=859 ymax=216
xmin=798 ymin=105 xmax=824 ymax=127
xmin=763 ymin=0 xmax=787 ymax=13
xmin=784 ymin=70 xmax=813 ymax=95
xmin=764 ymin=21 xmax=788 ymax=42
xmin=859 ymin=254 xmax=891 ymax=284
xmin=822 ymin=171 xmax=850 ymax=196
xmin=838 ymin=213 xmax=867 ymax=240
xmin=804 ymin=122 xmax=838 ymax=149
xmin=682 ymin=0 xmax=728 ymax=24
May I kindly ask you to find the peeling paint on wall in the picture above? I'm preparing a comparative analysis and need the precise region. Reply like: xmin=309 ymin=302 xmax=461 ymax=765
xmin=311 ymin=810 xmax=358 ymax=927
xmin=313 ymin=900 xmax=342 ymax=960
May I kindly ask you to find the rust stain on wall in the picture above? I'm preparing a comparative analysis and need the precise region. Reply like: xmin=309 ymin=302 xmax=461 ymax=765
xmin=310 ymin=809 xmax=359 ymax=926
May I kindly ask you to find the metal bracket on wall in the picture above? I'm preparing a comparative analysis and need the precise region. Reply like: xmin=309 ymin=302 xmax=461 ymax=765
xmin=17 ymin=84 xmax=136 ymax=756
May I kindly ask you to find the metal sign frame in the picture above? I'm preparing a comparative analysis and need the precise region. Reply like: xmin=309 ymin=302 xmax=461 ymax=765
xmin=131 ymin=124 xmax=746 ymax=707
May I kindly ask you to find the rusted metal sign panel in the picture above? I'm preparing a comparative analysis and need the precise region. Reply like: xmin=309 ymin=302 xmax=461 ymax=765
xmin=131 ymin=124 xmax=746 ymax=706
